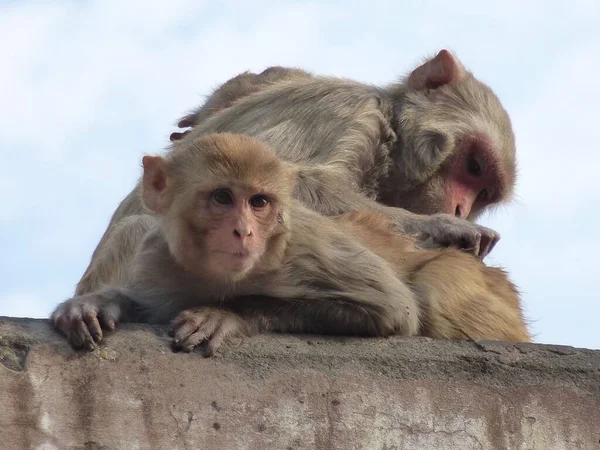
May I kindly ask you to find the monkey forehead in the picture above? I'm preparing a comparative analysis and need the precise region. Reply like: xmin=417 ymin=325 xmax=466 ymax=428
xmin=435 ymin=75 xmax=518 ymax=197
xmin=201 ymin=179 xmax=285 ymax=199
xmin=170 ymin=133 xmax=292 ymax=191
xmin=460 ymin=77 xmax=515 ymax=154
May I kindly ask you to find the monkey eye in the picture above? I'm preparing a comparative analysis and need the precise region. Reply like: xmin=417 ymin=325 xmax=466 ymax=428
xmin=249 ymin=194 xmax=269 ymax=209
xmin=477 ymin=189 xmax=489 ymax=201
xmin=468 ymin=155 xmax=483 ymax=177
xmin=211 ymin=189 xmax=234 ymax=205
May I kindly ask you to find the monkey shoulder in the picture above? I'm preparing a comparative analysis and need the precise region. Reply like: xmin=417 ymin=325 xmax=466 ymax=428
xmin=283 ymin=207 xmax=395 ymax=280
xmin=128 ymin=226 xmax=180 ymax=283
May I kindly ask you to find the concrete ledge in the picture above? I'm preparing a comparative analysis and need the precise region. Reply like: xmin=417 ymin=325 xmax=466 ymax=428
xmin=1 ymin=317 xmax=599 ymax=450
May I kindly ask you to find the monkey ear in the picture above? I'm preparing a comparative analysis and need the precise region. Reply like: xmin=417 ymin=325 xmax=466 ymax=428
xmin=407 ymin=49 xmax=465 ymax=92
xmin=141 ymin=156 xmax=170 ymax=213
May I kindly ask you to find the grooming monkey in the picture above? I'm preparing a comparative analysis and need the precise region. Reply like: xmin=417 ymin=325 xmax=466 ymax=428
xmin=75 ymin=50 xmax=517 ymax=298
xmin=52 ymin=133 xmax=530 ymax=356
xmin=169 ymin=49 xmax=516 ymax=252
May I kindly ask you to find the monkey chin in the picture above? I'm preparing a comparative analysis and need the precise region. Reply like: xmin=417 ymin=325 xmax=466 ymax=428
xmin=208 ymin=250 xmax=259 ymax=283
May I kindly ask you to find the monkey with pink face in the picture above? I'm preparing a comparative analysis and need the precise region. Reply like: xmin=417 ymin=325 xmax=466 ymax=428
xmin=51 ymin=133 xmax=529 ymax=356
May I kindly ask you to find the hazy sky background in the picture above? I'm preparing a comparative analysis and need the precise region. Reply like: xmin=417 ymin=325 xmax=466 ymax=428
xmin=1 ymin=0 xmax=599 ymax=349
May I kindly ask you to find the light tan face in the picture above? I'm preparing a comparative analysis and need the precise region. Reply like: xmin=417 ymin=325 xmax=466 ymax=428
xmin=142 ymin=133 xmax=294 ymax=282
xmin=175 ymin=181 xmax=282 ymax=281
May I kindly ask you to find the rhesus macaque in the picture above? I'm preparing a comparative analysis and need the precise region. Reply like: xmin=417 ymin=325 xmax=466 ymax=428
xmin=170 ymin=67 xmax=311 ymax=142
xmin=52 ymin=134 xmax=529 ymax=356
xmin=170 ymin=50 xmax=516 ymax=249
xmin=75 ymin=50 xmax=517 ymax=297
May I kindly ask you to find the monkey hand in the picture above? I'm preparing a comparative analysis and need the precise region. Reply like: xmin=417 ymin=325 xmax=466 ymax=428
xmin=50 ymin=294 xmax=121 ymax=351
xmin=413 ymin=213 xmax=500 ymax=259
xmin=169 ymin=308 xmax=247 ymax=356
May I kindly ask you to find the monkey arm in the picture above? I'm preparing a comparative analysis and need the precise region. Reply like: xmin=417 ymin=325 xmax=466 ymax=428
xmin=225 ymin=214 xmax=420 ymax=337
xmin=50 ymin=287 xmax=137 ymax=350
xmin=295 ymin=164 xmax=500 ymax=259
xmin=75 ymin=209 xmax=154 ymax=296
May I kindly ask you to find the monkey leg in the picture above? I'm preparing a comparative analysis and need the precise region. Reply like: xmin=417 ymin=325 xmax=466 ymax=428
xmin=410 ymin=250 xmax=531 ymax=343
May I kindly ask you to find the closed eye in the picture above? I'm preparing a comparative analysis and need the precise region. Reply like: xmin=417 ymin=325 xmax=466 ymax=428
xmin=468 ymin=154 xmax=483 ymax=177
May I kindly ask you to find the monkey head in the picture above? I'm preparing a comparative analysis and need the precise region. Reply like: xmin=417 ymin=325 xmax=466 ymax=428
xmin=141 ymin=133 xmax=295 ymax=284
xmin=387 ymin=49 xmax=517 ymax=221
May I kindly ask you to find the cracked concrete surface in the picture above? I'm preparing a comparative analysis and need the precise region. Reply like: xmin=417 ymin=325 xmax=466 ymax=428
xmin=1 ymin=317 xmax=599 ymax=450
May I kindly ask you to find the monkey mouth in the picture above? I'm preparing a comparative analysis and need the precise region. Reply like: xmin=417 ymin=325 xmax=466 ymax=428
xmin=212 ymin=251 xmax=255 ymax=274
xmin=214 ymin=249 xmax=251 ymax=258
xmin=212 ymin=249 xmax=254 ymax=270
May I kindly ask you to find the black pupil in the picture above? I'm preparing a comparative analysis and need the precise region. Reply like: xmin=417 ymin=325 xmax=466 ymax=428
xmin=468 ymin=156 xmax=481 ymax=176
xmin=213 ymin=189 xmax=233 ymax=205
xmin=250 ymin=195 xmax=268 ymax=208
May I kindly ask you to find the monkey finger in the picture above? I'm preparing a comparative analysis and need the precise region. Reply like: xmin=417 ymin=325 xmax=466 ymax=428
xmin=472 ymin=234 xmax=482 ymax=258
xmin=204 ymin=333 xmax=225 ymax=357
xmin=206 ymin=316 xmax=245 ymax=357
xmin=98 ymin=303 xmax=121 ymax=332
xmin=172 ymin=314 xmax=209 ymax=344
xmin=67 ymin=330 xmax=84 ymax=350
xmin=459 ymin=233 xmax=480 ymax=258
xmin=480 ymin=233 xmax=500 ymax=259
xmin=68 ymin=319 xmax=96 ymax=351
xmin=204 ymin=324 xmax=233 ymax=357
xmin=82 ymin=309 xmax=103 ymax=344
xmin=174 ymin=329 xmax=211 ymax=353
xmin=175 ymin=314 xmax=222 ymax=351
xmin=169 ymin=131 xmax=190 ymax=142
xmin=177 ymin=117 xmax=195 ymax=128
xmin=52 ymin=313 xmax=70 ymax=337
xmin=170 ymin=308 xmax=203 ymax=331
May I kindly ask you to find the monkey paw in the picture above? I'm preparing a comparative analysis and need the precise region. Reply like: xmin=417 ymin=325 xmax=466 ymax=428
xmin=418 ymin=214 xmax=500 ymax=259
xmin=169 ymin=308 xmax=246 ymax=357
xmin=50 ymin=295 xmax=121 ymax=351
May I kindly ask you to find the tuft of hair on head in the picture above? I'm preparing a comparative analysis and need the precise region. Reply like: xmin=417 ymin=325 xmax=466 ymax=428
xmin=168 ymin=132 xmax=297 ymax=203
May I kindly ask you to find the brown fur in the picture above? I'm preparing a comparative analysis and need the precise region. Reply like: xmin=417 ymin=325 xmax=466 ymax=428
xmin=52 ymin=133 xmax=529 ymax=355
xmin=75 ymin=49 xmax=517 ymax=297
xmin=335 ymin=210 xmax=529 ymax=342
xmin=170 ymin=67 xmax=311 ymax=141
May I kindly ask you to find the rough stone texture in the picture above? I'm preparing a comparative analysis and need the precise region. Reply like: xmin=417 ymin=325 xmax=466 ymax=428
xmin=1 ymin=317 xmax=599 ymax=450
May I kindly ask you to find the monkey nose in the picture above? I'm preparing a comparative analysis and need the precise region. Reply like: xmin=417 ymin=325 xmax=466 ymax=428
xmin=234 ymin=227 xmax=252 ymax=238
xmin=454 ymin=204 xmax=471 ymax=219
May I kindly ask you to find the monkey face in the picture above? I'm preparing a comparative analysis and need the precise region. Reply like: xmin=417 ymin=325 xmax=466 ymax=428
xmin=388 ymin=133 xmax=507 ymax=221
xmin=171 ymin=182 xmax=284 ymax=283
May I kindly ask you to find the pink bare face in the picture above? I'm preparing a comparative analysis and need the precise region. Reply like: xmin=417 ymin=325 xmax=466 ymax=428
xmin=442 ymin=135 xmax=504 ymax=219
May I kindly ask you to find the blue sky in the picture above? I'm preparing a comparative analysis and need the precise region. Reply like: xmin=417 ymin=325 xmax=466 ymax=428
xmin=1 ymin=0 xmax=599 ymax=349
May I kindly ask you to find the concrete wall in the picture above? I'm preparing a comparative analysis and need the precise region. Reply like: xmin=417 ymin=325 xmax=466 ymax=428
xmin=1 ymin=316 xmax=599 ymax=450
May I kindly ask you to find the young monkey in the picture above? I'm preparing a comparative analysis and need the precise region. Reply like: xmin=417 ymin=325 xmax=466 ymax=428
xmin=51 ymin=133 xmax=529 ymax=355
